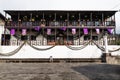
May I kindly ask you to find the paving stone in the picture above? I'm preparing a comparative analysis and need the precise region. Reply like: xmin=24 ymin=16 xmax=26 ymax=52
xmin=0 ymin=63 xmax=119 ymax=80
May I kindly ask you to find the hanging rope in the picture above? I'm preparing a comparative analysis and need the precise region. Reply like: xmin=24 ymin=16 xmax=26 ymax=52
xmin=27 ymin=41 xmax=56 ymax=51
xmin=92 ymin=40 xmax=120 ymax=52
xmin=0 ymin=41 xmax=26 ymax=56
xmin=109 ymin=48 xmax=120 ymax=52
xmin=65 ymin=40 xmax=92 ymax=50
xmin=91 ymin=40 xmax=105 ymax=51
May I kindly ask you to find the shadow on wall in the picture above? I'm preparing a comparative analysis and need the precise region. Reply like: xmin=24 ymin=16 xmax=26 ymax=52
xmin=71 ymin=64 xmax=120 ymax=80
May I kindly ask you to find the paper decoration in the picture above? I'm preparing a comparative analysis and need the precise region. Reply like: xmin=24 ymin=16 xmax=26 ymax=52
xmin=47 ymin=29 xmax=51 ymax=35
xmin=83 ymin=28 xmax=88 ymax=34
xmin=60 ymin=26 xmax=66 ymax=31
xmin=72 ymin=28 xmax=76 ymax=34
xmin=22 ymin=29 xmax=27 ymax=35
xmin=34 ymin=26 xmax=40 ymax=31
xmin=95 ymin=28 xmax=100 ymax=34
xmin=10 ymin=29 xmax=15 ymax=35
xmin=107 ymin=28 xmax=113 ymax=34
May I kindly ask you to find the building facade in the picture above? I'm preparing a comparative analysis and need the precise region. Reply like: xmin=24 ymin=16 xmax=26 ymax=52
xmin=1 ymin=10 xmax=117 ymax=46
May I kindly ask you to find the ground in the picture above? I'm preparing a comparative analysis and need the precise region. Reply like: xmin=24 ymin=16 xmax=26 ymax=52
xmin=0 ymin=63 xmax=120 ymax=80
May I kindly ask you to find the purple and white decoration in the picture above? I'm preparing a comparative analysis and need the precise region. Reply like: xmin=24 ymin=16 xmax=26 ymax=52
xmin=107 ymin=28 xmax=113 ymax=34
xmin=47 ymin=29 xmax=51 ymax=35
xmin=72 ymin=28 xmax=76 ymax=35
xmin=95 ymin=28 xmax=100 ymax=34
xmin=83 ymin=28 xmax=88 ymax=34
xmin=60 ymin=26 xmax=66 ymax=31
xmin=34 ymin=26 xmax=40 ymax=31
xmin=10 ymin=29 xmax=15 ymax=35
xmin=22 ymin=29 xmax=27 ymax=35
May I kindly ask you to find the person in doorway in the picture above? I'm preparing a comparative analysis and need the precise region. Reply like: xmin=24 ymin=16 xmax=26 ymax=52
xmin=49 ymin=56 xmax=53 ymax=63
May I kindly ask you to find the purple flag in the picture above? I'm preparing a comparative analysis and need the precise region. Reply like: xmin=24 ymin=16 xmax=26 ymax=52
xmin=72 ymin=28 xmax=76 ymax=35
xmin=34 ymin=26 xmax=40 ymax=31
xmin=10 ymin=29 xmax=15 ymax=35
xmin=22 ymin=29 xmax=27 ymax=35
xmin=83 ymin=28 xmax=88 ymax=34
xmin=95 ymin=28 xmax=100 ymax=34
xmin=107 ymin=28 xmax=113 ymax=34
xmin=60 ymin=26 xmax=66 ymax=31
xmin=47 ymin=29 xmax=51 ymax=35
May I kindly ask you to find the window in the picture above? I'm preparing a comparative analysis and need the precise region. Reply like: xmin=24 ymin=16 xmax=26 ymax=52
xmin=92 ymin=36 xmax=98 ymax=40
xmin=21 ymin=35 xmax=28 ymax=40
xmin=84 ymin=35 xmax=90 ymax=40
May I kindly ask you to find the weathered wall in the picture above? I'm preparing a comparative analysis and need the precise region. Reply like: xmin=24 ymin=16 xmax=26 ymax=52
xmin=0 ymin=45 xmax=102 ymax=58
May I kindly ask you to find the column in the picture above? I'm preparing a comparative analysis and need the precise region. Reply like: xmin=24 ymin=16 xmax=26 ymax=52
xmin=104 ymin=35 xmax=108 ymax=53
xmin=102 ymin=13 xmax=104 ymax=26
xmin=0 ymin=25 xmax=4 ymax=45
xmin=17 ymin=13 xmax=20 ymax=45
xmin=102 ymin=34 xmax=111 ymax=63
xmin=3 ymin=12 xmax=7 ymax=45
xmin=79 ymin=28 xmax=80 ymax=45
xmin=55 ymin=28 xmax=56 ymax=45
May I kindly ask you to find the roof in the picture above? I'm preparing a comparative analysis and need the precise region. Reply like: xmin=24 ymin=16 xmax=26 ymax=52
xmin=4 ymin=10 xmax=117 ymax=21
xmin=4 ymin=10 xmax=117 ymax=16
xmin=0 ymin=13 xmax=5 ymax=20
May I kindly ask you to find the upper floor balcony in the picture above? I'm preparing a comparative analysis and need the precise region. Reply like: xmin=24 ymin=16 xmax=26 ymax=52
xmin=5 ymin=20 xmax=115 ymax=29
xmin=4 ymin=10 xmax=116 ymax=29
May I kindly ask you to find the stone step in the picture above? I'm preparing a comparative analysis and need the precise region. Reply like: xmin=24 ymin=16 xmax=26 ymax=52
xmin=0 ymin=58 xmax=102 ymax=63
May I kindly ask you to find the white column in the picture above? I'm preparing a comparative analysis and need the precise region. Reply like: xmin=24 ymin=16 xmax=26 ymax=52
xmin=0 ymin=26 xmax=4 ymax=45
xmin=104 ymin=35 xmax=108 ymax=53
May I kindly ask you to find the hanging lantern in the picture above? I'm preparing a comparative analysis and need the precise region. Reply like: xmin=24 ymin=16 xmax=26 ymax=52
xmin=107 ymin=28 xmax=113 ymax=34
xmin=72 ymin=28 xmax=76 ymax=35
xmin=22 ymin=29 xmax=27 ymax=35
xmin=10 ymin=29 xmax=15 ymax=35
xmin=83 ymin=28 xmax=88 ymax=34
xmin=95 ymin=28 xmax=100 ymax=34
xmin=47 ymin=29 xmax=51 ymax=35
xmin=34 ymin=26 xmax=40 ymax=31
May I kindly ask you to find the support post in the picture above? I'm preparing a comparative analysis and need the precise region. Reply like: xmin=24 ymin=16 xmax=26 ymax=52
xmin=102 ymin=34 xmax=111 ymax=63
xmin=3 ymin=12 xmax=7 ymax=45
xmin=102 ymin=13 xmax=104 ymax=26
xmin=17 ymin=12 xmax=20 ymax=45
xmin=104 ymin=35 xmax=108 ymax=53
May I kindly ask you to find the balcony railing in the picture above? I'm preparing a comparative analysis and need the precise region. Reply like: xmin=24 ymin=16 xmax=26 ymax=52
xmin=6 ymin=21 xmax=115 ymax=27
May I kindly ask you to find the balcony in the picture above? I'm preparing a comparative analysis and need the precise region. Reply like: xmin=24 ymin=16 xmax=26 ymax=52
xmin=5 ymin=21 xmax=115 ymax=29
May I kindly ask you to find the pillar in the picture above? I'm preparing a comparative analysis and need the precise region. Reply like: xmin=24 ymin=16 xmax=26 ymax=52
xmin=0 ymin=25 xmax=4 ymax=45
xmin=104 ymin=35 xmax=108 ymax=53
xmin=102 ymin=34 xmax=111 ymax=63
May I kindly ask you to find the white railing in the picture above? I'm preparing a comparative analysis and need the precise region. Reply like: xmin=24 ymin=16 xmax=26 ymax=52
xmin=0 ymin=39 xmax=109 ymax=46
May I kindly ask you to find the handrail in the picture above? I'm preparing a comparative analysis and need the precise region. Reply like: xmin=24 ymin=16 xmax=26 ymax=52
xmin=6 ymin=21 xmax=115 ymax=27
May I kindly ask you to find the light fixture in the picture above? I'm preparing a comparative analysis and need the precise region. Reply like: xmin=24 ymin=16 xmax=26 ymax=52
xmin=18 ymin=19 xmax=21 ymax=21
xmin=65 ymin=19 xmax=68 ymax=21
xmin=36 ymin=15 xmax=38 ymax=17
xmin=72 ymin=15 xmax=74 ymax=18
xmin=49 ymin=15 xmax=51 ymax=18
xmin=85 ymin=15 xmax=87 ymax=18
xmin=60 ymin=16 xmax=62 ymax=18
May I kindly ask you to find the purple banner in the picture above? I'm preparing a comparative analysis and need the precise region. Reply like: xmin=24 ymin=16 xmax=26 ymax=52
xmin=72 ymin=28 xmax=76 ymax=35
xmin=22 ymin=29 xmax=27 ymax=35
xmin=47 ymin=29 xmax=51 ymax=35
xmin=107 ymin=28 xmax=113 ymax=34
xmin=60 ymin=26 xmax=66 ymax=31
xmin=95 ymin=28 xmax=100 ymax=34
xmin=10 ymin=29 xmax=15 ymax=35
xmin=34 ymin=26 xmax=40 ymax=31
xmin=83 ymin=28 xmax=88 ymax=34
